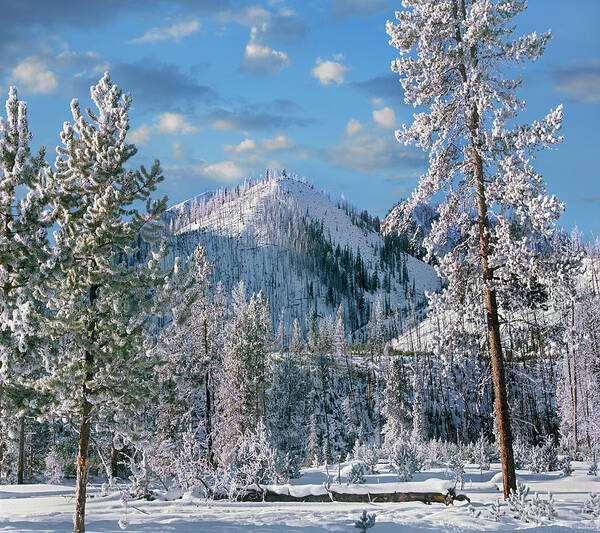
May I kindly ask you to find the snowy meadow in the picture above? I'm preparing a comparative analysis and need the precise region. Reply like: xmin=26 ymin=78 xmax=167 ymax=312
xmin=2 ymin=459 xmax=599 ymax=532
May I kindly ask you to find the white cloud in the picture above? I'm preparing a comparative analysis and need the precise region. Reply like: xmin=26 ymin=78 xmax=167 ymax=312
xmin=11 ymin=57 xmax=58 ymax=94
xmin=263 ymin=134 xmax=292 ymax=151
xmin=241 ymin=24 xmax=291 ymax=75
xmin=218 ymin=6 xmax=271 ymax=25
xmin=372 ymin=107 xmax=396 ymax=129
xmin=202 ymin=161 xmax=245 ymax=182
xmin=224 ymin=138 xmax=257 ymax=153
xmin=128 ymin=20 xmax=200 ymax=44
xmin=371 ymin=97 xmax=384 ymax=107
xmin=345 ymin=118 xmax=363 ymax=136
xmin=332 ymin=52 xmax=344 ymax=61
xmin=211 ymin=118 xmax=237 ymax=132
xmin=156 ymin=112 xmax=197 ymax=134
xmin=326 ymin=130 xmax=424 ymax=174
xmin=129 ymin=113 xmax=197 ymax=145
xmin=553 ymin=60 xmax=600 ymax=104
xmin=223 ymin=134 xmax=293 ymax=155
xmin=129 ymin=124 xmax=153 ymax=146
xmin=312 ymin=58 xmax=349 ymax=86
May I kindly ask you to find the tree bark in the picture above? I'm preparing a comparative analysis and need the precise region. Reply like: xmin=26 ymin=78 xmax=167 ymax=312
xmin=237 ymin=487 xmax=470 ymax=505
xmin=74 ymin=284 xmax=98 ymax=533
xmin=17 ymin=415 xmax=25 ymax=484
xmin=451 ymin=0 xmax=517 ymax=498
xmin=472 ymin=129 xmax=517 ymax=498
xmin=571 ymin=303 xmax=579 ymax=456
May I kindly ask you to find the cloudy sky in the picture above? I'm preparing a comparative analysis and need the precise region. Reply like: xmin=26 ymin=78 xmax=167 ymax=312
xmin=2 ymin=0 xmax=599 ymax=236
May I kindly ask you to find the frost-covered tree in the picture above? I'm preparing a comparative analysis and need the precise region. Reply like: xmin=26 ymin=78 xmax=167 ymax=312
xmin=215 ymin=282 xmax=272 ymax=465
xmin=149 ymin=246 xmax=220 ymax=477
xmin=44 ymin=74 xmax=168 ymax=533
xmin=384 ymin=0 xmax=565 ymax=497
xmin=268 ymin=350 xmax=310 ymax=460
xmin=0 ymin=87 xmax=51 ymax=483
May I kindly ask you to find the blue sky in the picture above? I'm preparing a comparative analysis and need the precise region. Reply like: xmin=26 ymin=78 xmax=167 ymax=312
xmin=1 ymin=0 xmax=598 ymax=236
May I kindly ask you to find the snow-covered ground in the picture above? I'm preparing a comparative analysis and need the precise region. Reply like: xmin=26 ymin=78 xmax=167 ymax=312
xmin=1 ymin=462 xmax=598 ymax=532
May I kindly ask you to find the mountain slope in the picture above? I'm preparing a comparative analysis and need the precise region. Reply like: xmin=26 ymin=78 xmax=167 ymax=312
xmin=163 ymin=174 xmax=440 ymax=335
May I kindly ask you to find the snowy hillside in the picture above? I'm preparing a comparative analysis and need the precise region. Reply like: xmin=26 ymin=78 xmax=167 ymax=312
xmin=162 ymin=174 xmax=440 ymax=333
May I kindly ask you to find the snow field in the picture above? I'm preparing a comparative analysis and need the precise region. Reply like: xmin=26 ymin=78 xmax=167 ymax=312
xmin=1 ymin=461 xmax=598 ymax=532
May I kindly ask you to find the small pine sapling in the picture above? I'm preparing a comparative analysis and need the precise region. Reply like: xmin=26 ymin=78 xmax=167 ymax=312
xmin=354 ymin=510 xmax=376 ymax=532
xmin=528 ymin=491 xmax=557 ymax=523
xmin=347 ymin=462 xmax=367 ymax=485
xmin=44 ymin=447 xmax=64 ymax=485
xmin=508 ymin=482 xmax=531 ymax=522
xmin=475 ymin=433 xmax=491 ymax=477
xmin=559 ymin=456 xmax=573 ymax=476
xmin=587 ymin=455 xmax=597 ymax=477
xmin=489 ymin=499 xmax=504 ymax=522
xmin=447 ymin=456 xmax=466 ymax=490
xmin=392 ymin=444 xmax=422 ymax=482
xmin=583 ymin=493 xmax=600 ymax=518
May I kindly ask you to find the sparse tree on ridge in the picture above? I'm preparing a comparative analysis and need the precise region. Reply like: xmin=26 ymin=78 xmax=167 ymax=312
xmin=384 ymin=0 xmax=565 ymax=497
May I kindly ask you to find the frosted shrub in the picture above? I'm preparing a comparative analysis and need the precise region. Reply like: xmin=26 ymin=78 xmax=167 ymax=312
xmin=558 ymin=456 xmax=573 ymax=476
xmin=583 ymin=493 xmax=600 ymax=518
xmin=353 ymin=442 xmax=380 ymax=474
xmin=508 ymin=483 xmax=557 ymax=523
xmin=489 ymin=499 xmax=504 ymax=521
xmin=347 ymin=461 xmax=367 ymax=484
xmin=173 ymin=428 xmax=206 ymax=490
xmin=512 ymin=437 xmax=530 ymax=469
xmin=528 ymin=491 xmax=557 ymax=523
xmin=528 ymin=438 xmax=559 ymax=473
xmin=588 ymin=455 xmax=598 ymax=477
xmin=234 ymin=421 xmax=282 ymax=487
xmin=44 ymin=447 xmax=64 ymax=484
xmin=354 ymin=510 xmax=376 ymax=532
xmin=128 ymin=451 xmax=152 ymax=500
xmin=447 ymin=456 xmax=465 ymax=490
xmin=508 ymin=482 xmax=531 ymax=522
xmin=424 ymin=438 xmax=446 ymax=467
xmin=392 ymin=444 xmax=422 ymax=482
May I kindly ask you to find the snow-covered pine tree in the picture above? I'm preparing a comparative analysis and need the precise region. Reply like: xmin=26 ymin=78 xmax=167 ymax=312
xmin=268 ymin=346 xmax=310 ymax=460
xmin=215 ymin=282 xmax=272 ymax=465
xmin=384 ymin=0 xmax=564 ymax=497
xmin=0 ymin=87 xmax=51 ymax=484
xmin=381 ymin=357 xmax=411 ymax=449
xmin=45 ymin=73 xmax=169 ymax=533
xmin=150 ymin=246 xmax=219 ymax=478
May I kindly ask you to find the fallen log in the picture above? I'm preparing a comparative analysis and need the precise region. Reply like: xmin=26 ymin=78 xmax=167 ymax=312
xmin=237 ymin=486 xmax=470 ymax=505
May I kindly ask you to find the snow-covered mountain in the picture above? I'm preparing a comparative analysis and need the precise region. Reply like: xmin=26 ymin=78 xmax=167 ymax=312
xmin=162 ymin=174 xmax=440 ymax=335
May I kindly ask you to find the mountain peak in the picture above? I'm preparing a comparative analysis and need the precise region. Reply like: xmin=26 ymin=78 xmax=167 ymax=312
xmin=163 ymin=173 xmax=440 ymax=335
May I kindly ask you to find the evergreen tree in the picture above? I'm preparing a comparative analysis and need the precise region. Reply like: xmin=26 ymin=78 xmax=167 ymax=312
xmin=0 ymin=87 xmax=51 ymax=483
xmin=45 ymin=73 xmax=168 ymax=532
xmin=384 ymin=0 xmax=564 ymax=497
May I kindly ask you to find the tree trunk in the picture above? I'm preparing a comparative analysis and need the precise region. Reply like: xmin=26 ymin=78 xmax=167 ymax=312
xmin=472 ymin=131 xmax=517 ymax=498
xmin=110 ymin=440 xmax=119 ymax=481
xmin=237 ymin=487 xmax=470 ymax=505
xmin=74 ymin=284 xmax=98 ymax=533
xmin=203 ymin=320 xmax=214 ymax=466
xmin=205 ymin=370 xmax=214 ymax=466
xmin=17 ymin=415 xmax=25 ymax=484
xmin=451 ymin=0 xmax=516 ymax=496
xmin=571 ymin=303 xmax=579 ymax=456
